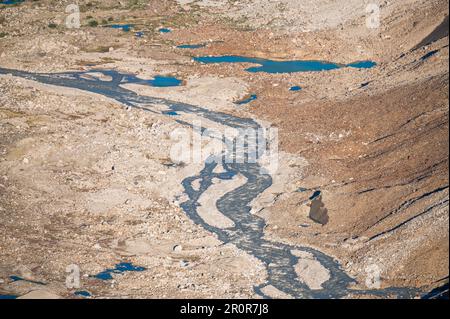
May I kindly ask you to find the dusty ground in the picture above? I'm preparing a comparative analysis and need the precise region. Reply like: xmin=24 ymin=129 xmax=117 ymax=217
xmin=0 ymin=0 xmax=448 ymax=298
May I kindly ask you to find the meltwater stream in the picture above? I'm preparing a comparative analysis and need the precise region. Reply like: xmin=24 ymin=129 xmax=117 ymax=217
xmin=0 ymin=67 xmax=418 ymax=299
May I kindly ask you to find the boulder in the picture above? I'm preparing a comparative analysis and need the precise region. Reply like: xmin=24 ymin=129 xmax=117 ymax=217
xmin=308 ymin=195 xmax=329 ymax=225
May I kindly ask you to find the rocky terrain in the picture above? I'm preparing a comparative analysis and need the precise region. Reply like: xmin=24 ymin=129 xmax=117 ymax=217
xmin=0 ymin=0 xmax=448 ymax=299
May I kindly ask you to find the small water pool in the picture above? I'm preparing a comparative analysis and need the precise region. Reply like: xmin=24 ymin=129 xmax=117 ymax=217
xmin=107 ymin=24 xmax=133 ymax=32
xmin=122 ymin=74 xmax=183 ymax=87
xmin=235 ymin=94 xmax=257 ymax=105
xmin=159 ymin=28 xmax=172 ymax=33
xmin=347 ymin=61 xmax=377 ymax=69
xmin=309 ymin=190 xmax=322 ymax=200
xmin=74 ymin=291 xmax=92 ymax=298
xmin=149 ymin=76 xmax=183 ymax=87
xmin=0 ymin=295 xmax=17 ymax=299
xmin=193 ymin=55 xmax=377 ymax=74
xmin=9 ymin=276 xmax=23 ymax=282
xmin=0 ymin=0 xmax=24 ymax=4
xmin=420 ymin=50 xmax=439 ymax=61
xmin=163 ymin=111 xmax=179 ymax=116
xmin=290 ymin=86 xmax=302 ymax=91
xmin=94 ymin=262 xmax=146 ymax=281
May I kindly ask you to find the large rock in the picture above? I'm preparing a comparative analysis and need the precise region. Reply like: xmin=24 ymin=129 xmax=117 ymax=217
xmin=308 ymin=194 xmax=329 ymax=225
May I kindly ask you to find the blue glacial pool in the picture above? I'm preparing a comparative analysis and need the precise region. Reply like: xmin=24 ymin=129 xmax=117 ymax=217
xmin=0 ymin=295 xmax=18 ymax=299
xmin=0 ymin=0 xmax=23 ymax=4
xmin=420 ymin=50 xmax=439 ymax=61
xmin=193 ymin=56 xmax=377 ymax=73
xmin=94 ymin=262 xmax=146 ymax=281
xmin=235 ymin=94 xmax=257 ymax=105
xmin=107 ymin=24 xmax=133 ymax=32
xmin=309 ymin=190 xmax=322 ymax=200
xmin=121 ymin=74 xmax=183 ymax=87
xmin=74 ymin=291 xmax=92 ymax=298
xmin=159 ymin=28 xmax=172 ymax=33
xmin=148 ymin=76 xmax=182 ymax=87
xmin=347 ymin=61 xmax=377 ymax=68
xmin=290 ymin=86 xmax=302 ymax=91
xmin=163 ymin=111 xmax=179 ymax=116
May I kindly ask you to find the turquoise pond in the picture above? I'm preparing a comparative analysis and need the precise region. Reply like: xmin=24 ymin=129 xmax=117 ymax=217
xmin=94 ymin=262 xmax=146 ymax=281
xmin=0 ymin=0 xmax=23 ymax=4
xmin=107 ymin=24 xmax=133 ymax=32
xmin=122 ymin=75 xmax=183 ymax=87
xmin=74 ymin=291 xmax=92 ymax=298
xmin=290 ymin=86 xmax=302 ymax=91
xmin=346 ymin=61 xmax=378 ymax=68
xmin=163 ymin=111 xmax=179 ymax=116
xmin=159 ymin=28 xmax=172 ymax=33
xmin=148 ymin=76 xmax=182 ymax=87
xmin=193 ymin=56 xmax=377 ymax=74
